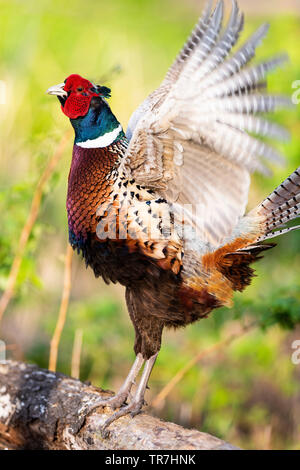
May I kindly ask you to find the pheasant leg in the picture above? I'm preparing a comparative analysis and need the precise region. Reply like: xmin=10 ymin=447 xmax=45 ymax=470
xmin=101 ymin=352 xmax=158 ymax=438
xmin=87 ymin=353 xmax=144 ymax=412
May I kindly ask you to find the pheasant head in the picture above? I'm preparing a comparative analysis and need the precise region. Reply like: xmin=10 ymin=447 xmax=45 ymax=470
xmin=47 ymin=74 xmax=123 ymax=147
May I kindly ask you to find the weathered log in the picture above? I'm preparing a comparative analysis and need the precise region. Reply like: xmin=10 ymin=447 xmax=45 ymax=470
xmin=0 ymin=360 xmax=238 ymax=450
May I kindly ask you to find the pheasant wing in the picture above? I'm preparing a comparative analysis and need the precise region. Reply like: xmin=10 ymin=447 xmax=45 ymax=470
xmin=122 ymin=0 xmax=290 ymax=247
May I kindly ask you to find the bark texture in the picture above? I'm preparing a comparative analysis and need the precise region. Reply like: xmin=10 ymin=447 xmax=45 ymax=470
xmin=0 ymin=360 xmax=238 ymax=450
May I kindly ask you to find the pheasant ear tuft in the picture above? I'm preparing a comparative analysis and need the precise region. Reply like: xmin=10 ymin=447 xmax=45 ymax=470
xmin=98 ymin=86 xmax=111 ymax=98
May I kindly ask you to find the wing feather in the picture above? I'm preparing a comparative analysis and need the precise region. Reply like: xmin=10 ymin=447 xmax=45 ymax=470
xmin=123 ymin=0 xmax=290 ymax=246
xmin=126 ymin=0 xmax=215 ymax=140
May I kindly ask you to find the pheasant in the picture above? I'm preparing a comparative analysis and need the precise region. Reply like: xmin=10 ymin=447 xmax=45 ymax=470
xmin=47 ymin=0 xmax=300 ymax=436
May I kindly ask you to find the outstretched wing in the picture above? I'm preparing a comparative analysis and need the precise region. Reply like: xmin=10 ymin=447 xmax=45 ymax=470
xmin=122 ymin=0 xmax=290 ymax=247
xmin=126 ymin=0 xmax=215 ymax=141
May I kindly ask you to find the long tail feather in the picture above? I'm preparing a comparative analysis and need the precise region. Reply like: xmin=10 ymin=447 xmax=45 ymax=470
xmin=253 ymin=167 xmax=300 ymax=241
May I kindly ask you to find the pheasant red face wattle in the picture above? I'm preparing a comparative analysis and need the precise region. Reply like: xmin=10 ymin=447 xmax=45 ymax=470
xmin=62 ymin=74 xmax=99 ymax=119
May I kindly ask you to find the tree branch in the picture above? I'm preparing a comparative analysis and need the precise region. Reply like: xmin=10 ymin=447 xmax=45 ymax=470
xmin=0 ymin=360 xmax=239 ymax=450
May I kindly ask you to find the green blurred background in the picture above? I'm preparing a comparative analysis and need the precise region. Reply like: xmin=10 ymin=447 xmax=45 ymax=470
xmin=0 ymin=0 xmax=300 ymax=450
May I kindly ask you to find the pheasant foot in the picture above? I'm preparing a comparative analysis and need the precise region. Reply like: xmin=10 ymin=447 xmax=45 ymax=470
xmin=100 ymin=352 xmax=158 ymax=438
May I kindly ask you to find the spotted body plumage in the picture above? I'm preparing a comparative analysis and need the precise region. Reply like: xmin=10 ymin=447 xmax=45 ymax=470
xmin=47 ymin=0 xmax=300 ymax=435
xmin=68 ymin=142 xmax=184 ymax=292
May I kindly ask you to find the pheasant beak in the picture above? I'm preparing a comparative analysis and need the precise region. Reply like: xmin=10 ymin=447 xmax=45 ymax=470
xmin=46 ymin=83 xmax=67 ymax=98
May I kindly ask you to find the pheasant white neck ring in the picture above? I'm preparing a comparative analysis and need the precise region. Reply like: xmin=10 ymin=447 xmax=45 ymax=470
xmin=75 ymin=124 xmax=123 ymax=149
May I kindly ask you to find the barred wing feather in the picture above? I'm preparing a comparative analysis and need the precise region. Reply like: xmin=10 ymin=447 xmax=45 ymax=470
xmin=123 ymin=0 xmax=291 ymax=246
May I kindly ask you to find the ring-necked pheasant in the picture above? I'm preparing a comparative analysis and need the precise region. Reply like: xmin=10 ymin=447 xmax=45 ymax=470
xmin=47 ymin=0 xmax=300 ymax=435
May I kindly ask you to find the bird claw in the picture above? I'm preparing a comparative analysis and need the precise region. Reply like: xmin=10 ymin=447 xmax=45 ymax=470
xmin=101 ymin=427 xmax=111 ymax=439
xmin=130 ymin=407 xmax=142 ymax=418
xmin=85 ymin=354 xmax=157 ymax=438
xmin=100 ymin=399 xmax=145 ymax=438
xmin=86 ymin=392 xmax=128 ymax=416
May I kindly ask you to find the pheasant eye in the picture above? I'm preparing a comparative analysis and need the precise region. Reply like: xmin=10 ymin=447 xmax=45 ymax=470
xmin=77 ymin=86 xmax=83 ymax=92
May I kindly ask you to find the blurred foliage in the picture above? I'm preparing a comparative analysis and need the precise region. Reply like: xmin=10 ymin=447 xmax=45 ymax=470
xmin=0 ymin=0 xmax=300 ymax=450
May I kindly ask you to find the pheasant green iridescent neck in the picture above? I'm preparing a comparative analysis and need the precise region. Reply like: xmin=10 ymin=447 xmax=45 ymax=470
xmin=70 ymin=99 xmax=125 ymax=148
